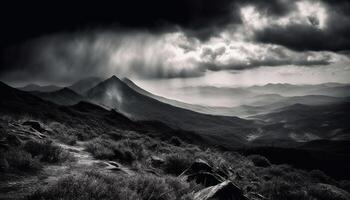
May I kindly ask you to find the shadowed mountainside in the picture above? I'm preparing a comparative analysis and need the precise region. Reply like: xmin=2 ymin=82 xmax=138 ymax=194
xmin=31 ymin=87 xmax=84 ymax=106
xmin=86 ymin=76 xmax=258 ymax=147
xmin=69 ymin=76 xmax=103 ymax=95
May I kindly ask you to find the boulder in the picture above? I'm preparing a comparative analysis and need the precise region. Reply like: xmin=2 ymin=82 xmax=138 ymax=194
xmin=105 ymin=161 xmax=135 ymax=176
xmin=22 ymin=120 xmax=45 ymax=132
xmin=181 ymin=158 xmax=228 ymax=187
xmin=183 ymin=158 xmax=213 ymax=175
xmin=150 ymin=155 xmax=165 ymax=167
xmin=187 ymin=172 xmax=224 ymax=187
xmin=309 ymin=183 xmax=350 ymax=200
xmin=215 ymin=165 xmax=232 ymax=179
xmin=194 ymin=180 xmax=248 ymax=200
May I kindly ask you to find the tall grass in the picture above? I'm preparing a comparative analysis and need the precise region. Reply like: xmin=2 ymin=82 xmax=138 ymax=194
xmin=27 ymin=170 xmax=195 ymax=200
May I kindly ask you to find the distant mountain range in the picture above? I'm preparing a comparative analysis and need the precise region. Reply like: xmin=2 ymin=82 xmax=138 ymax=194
xmin=16 ymin=76 xmax=103 ymax=95
xmin=17 ymin=84 xmax=62 ymax=92
xmin=9 ymin=77 xmax=350 ymax=147
xmin=86 ymin=76 xmax=257 ymax=147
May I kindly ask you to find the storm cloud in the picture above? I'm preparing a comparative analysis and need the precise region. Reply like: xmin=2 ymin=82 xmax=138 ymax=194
xmin=0 ymin=0 xmax=349 ymax=85
xmin=250 ymin=1 xmax=350 ymax=51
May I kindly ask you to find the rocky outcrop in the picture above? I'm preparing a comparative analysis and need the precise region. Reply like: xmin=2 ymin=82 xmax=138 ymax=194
xmin=104 ymin=161 xmax=135 ymax=176
xmin=22 ymin=120 xmax=46 ymax=133
xmin=181 ymin=159 xmax=226 ymax=187
xmin=150 ymin=155 xmax=165 ymax=167
xmin=194 ymin=180 xmax=249 ymax=200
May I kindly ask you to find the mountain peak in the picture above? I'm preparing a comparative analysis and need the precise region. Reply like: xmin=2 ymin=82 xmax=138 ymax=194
xmin=104 ymin=75 xmax=124 ymax=84
xmin=109 ymin=75 xmax=121 ymax=80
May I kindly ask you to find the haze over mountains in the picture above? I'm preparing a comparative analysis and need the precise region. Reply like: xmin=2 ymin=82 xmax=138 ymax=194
xmin=11 ymin=76 xmax=350 ymax=147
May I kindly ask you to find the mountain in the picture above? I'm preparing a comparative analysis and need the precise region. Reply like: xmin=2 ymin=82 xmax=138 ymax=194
xmin=123 ymin=78 xmax=248 ymax=117
xmin=0 ymin=81 xmax=204 ymax=144
xmin=69 ymin=77 xmax=103 ymax=95
xmin=309 ymin=85 xmax=350 ymax=97
xmin=87 ymin=76 xmax=258 ymax=147
xmin=247 ymin=82 xmax=350 ymax=97
xmin=249 ymin=102 xmax=350 ymax=143
xmin=31 ymin=87 xmax=84 ymax=105
xmin=178 ymin=86 xmax=257 ymax=107
xmin=17 ymin=83 xmax=62 ymax=92
xmin=0 ymin=81 xmax=134 ymax=130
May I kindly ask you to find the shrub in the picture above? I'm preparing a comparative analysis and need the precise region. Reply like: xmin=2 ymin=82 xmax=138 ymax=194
xmin=59 ymin=134 xmax=77 ymax=145
xmin=85 ymin=138 xmax=137 ymax=164
xmin=163 ymin=153 xmax=191 ymax=175
xmin=24 ymin=140 xmax=72 ymax=163
xmin=1 ymin=148 xmax=42 ymax=172
xmin=248 ymin=155 xmax=271 ymax=167
xmin=27 ymin=171 xmax=138 ymax=200
xmin=260 ymin=179 xmax=309 ymax=200
xmin=27 ymin=171 xmax=195 ymax=200
xmin=85 ymin=141 xmax=114 ymax=159
xmin=113 ymin=148 xmax=136 ymax=164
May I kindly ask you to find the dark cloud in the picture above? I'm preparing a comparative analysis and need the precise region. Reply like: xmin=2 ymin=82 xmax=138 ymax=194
xmin=253 ymin=0 xmax=350 ymax=51
xmin=201 ymin=45 xmax=332 ymax=71
xmin=0 ymin=0 xmax=299 ymax=47
xmin=0 ymin=31 xmax=205 ymax=84
xmin=0 ymin=0 xmax=348 ymax=85
xmin=244 ymin=0 xmax=296 ymax=16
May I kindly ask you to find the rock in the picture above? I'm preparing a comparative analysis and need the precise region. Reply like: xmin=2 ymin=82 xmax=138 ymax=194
xmin=150 ymin=155 xmax=165 ymax=167
xmin=105 ymin=161 xmax=135 ymax=176
xmin=106 ymin=161 xmax=121 ymax=170
xmin=183 ymin=158 xmax=213 ymax=175
xmin=215 ymin=165 xmax=232 ymax=179
xmin=181 ymin=158 xmax=229 ymax=187
xmin=144 ymin=169 xmax=161 ymax=176
xmin=309 ymin=183 xmax=350 ymax=200
xmin=194 ymin=180 xmax=248 ymax=200
xmin=187 ymin=172 xmax=224 ymax=187
xmin=22 ymin=120 xmax=45 ymax=132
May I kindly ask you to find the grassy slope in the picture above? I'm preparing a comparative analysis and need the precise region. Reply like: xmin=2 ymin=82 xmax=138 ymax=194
xmin=1 ymin=81 xmax=350 ymax=199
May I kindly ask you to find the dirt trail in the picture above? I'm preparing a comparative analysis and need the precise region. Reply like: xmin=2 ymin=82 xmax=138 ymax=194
xmin=0 ymin=140 xmax=134 ymax=200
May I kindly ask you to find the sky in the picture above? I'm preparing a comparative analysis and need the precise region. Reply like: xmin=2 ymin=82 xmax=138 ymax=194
xmin=0 ymin=0 xmax=350 ymax=89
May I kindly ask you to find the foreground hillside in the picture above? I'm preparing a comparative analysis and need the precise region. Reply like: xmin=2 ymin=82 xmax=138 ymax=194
xmin=1 ymin=81 xmax=350 ymax=200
